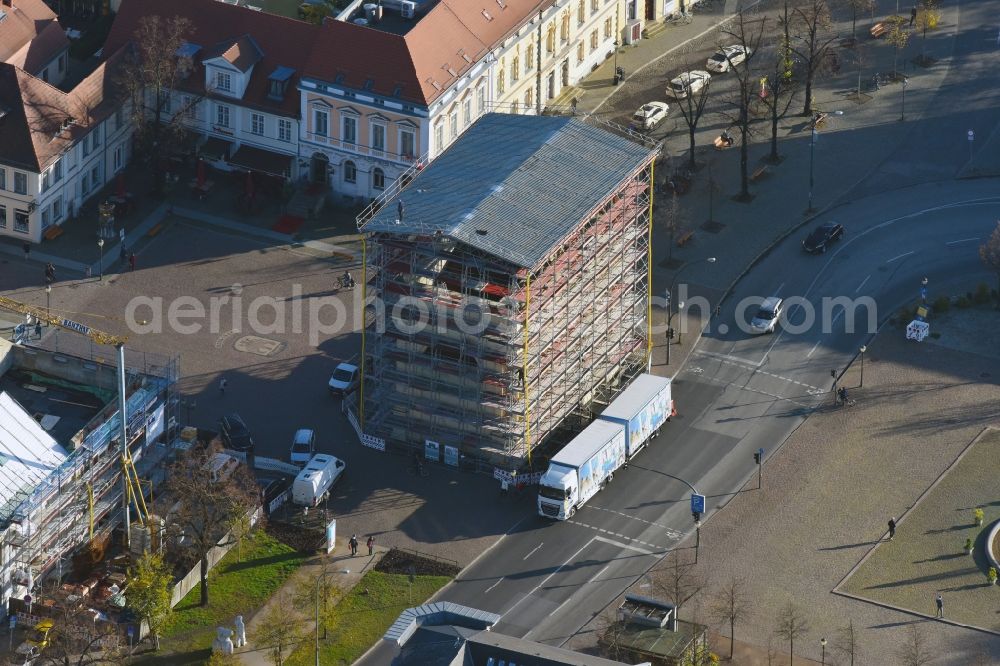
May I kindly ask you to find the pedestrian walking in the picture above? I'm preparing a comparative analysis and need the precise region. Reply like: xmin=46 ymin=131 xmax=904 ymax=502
xmin=34 ymin=322 xmax=42 ymax=339
xmin=910 ymin=5 xmax=916 ymax=26
xmin=219 ymin=377 xmax=227 ymax=395
xmin=349 ymin=534 xmax=359 ymax=556
xmin=366 ymin=535 xmax=374 ymax=556
xmin=128 ymin=252 xmax=136 ymax=272
xmin=935 ymin=593 xmax=944 ymax=618
xmin=888 ymin=517 xmax=896 ymax=540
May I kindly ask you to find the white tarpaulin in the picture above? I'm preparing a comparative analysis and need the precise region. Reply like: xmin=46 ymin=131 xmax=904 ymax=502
xmin=0 ymin=392 xmax=69 ymax=517
xmin=906 ymin=320 xmax=929 ymax=341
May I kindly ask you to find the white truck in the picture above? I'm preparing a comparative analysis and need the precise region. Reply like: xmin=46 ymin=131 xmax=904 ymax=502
xmin=292 ymin=454 xmax=346 ymax=507
xmin=538 ymin=374 xmax=672 ymax=520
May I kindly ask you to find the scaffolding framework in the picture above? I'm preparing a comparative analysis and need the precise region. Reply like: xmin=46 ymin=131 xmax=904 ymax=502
xmin=361 ymin=158 xmax=655 ymax=468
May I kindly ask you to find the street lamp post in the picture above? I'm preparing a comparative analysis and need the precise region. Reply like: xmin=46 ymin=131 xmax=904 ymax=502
xmin=45 ymin=285 xmax=51 ymax=325
xmin=665 ymin=257 xmax=716 ymax=365
xmin=859 ymin=345 xmax=867 ymax=388
xmin=613 ymin=41 xmax=620 ymax=85
xmin=821 ymin=637 xmax=827 ymax=665
xmin=314 ymin=569 xmax=335 ymax=666
xmin=807 ymin=111 xmax=843 ymax=213
xmin=900 ymin=77 xmax=908 ymax=121
xmin=97 ymin=238 xmax=105 ymax=281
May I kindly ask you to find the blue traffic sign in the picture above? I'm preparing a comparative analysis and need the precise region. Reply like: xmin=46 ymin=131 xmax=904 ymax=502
xmin=758 ymin=447 xmax=764 ymax=457
xmin=691 ymin=493 xmax=705 ymax=514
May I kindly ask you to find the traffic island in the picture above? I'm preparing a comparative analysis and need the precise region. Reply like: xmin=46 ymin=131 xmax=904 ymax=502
xmin=835 ymin=427 xmax=1000 ymax=632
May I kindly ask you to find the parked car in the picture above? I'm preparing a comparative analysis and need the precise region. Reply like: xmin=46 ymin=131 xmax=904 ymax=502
xmin=631 ymin=101 xmax=669 ymax=130
xmin=289 ymin=428 xmax=316 ymax=467
xmin=328 ymin=362 xmax=359 ymax=396
xmin=706 ymin=45 xmax=751 ymax=73
xmin=749 ymin=297 xmax=783 ymax=334
xmin=667 ymin=70 xmax=711 ymax=98
xmin=802 ymin=221 xmax=845 ymax=253
xmin=258 ymin=474 xmax=292 ymax=514
xmin=220 ymin=413 xmax=254 ymax=452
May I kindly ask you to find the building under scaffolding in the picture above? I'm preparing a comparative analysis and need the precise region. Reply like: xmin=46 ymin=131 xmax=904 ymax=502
xmin=0 ymin=339 xmax=176 ymax=611
xmin=356 ymin=114 xmax=658 ymax=468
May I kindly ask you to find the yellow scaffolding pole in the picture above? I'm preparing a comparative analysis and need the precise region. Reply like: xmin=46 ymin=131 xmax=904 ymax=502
xmin=646 ymin=160 xmax=655 ymax=366
xmin=522 ymin=273 xmax=531 ymax=464
xmin=360 ymin=236 xmax=368 ymax=428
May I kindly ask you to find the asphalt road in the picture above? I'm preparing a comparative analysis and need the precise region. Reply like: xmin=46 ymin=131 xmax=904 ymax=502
xmin=358 ymin=175 xmax=1000 ymax=663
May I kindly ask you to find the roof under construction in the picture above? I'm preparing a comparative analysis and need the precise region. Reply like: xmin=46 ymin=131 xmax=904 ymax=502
xmin=361 ymin=113 xmax=656 ymax=268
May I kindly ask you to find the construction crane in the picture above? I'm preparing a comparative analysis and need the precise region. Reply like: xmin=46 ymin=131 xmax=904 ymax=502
xmin=0 ymin=294 xmax=147 ymax=553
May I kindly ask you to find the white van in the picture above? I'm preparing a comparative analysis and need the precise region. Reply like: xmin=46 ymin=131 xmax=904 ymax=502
xmin=292 ymin=454 xmax=346 ymax=507
xmin=289 ymin=429 xmax=316 ymax=467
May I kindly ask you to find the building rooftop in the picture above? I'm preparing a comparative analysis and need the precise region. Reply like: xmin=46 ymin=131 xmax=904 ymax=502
xmin=0 ymin=0 xmax=68 ymax=75
xmin=361 ymin=113 xmax=656 ymax=268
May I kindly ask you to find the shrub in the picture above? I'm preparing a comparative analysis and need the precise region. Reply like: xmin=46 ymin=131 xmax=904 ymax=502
xmin=955 ymin=296 xmax=971 ymax=309
xmin=989 ymin=567 xmax=998 ymax=584
xmin=964 ymin=537 xmax=973 ymax=552
xmin=974 ymin=282 xmax=991 ymax=304
xmin=974 ymin=508 xmax=985 ymax=525
xmin=932 ymin=296 xmax=950 ymax=313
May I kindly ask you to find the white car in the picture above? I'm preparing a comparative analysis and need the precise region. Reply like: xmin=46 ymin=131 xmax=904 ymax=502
xmin=667 ymin=70 xmax=711 ymax=99
xmin=749 ymin=297 xmax=783 ymax=334
xmin=328 ymin=362 xmax=359 ymax=395
xmin=706 ymin=45 xmax=752 ymax=73
xmin=289 ymin=428 xmax=316 ymax=467
xmin=631 ymin=101 xmax=669 ymax=130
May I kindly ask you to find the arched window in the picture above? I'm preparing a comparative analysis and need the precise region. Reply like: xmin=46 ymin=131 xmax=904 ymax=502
xmin=498 ymin=67 xmax=506 ymax=95
xmin=577 ymin=0 xmax=585 ymax=25
xmin=373 ymin=168 xmax=385 ymax=190
xmin=560 ymin=12 xmax=569 ymax=43
xmin=344 ymin=160 xmax=357 ymax=183
xmin=512 ymin=55 xmax=519 ymax=82
xmin=546 ymin=24 xmax=556 ymax=54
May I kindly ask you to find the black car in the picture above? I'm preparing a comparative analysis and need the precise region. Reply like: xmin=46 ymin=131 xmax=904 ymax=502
xmin=802 ymin=221 xmax=844 ymax=253
xmin=220 ymin=413 xmax=254 ymax=452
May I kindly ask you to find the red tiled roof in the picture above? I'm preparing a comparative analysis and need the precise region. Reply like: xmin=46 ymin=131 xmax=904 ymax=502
xmin=0 ymin=0 xmax=67 ymax=75
xmin=0 ymin=49 xmax=127 ymax=173
xmin=104 ymin=0 xmax=320 ymax=116
xmin=213 ymin=34 xmax=263 ymax=73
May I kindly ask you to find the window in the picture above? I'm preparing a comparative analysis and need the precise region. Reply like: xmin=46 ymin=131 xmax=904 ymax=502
xmin=511 ymin=55 xmax=519 ymax=82
xmin=13 ymin=209 xmax=28 ymax=233
xmin=251 ymin=113 xmax=265 ymax=136
xmin=497 ymin=68 xmax=505 ymax=95
xmin=113 ymin=145 xmax=123 ymax=173
xmin=526 ymin=44 xmax=535 ymax=72
xmin=577 ymin=42 xmax=585 ymax=64
xmin=82 ymin=135 xmax=90 ymax=157
xmin=400 ymin=129 xmax=415 ymax=159
xmin=449 ymin=109 xmax=458 ymax=138
xmin=560 ymin=13 xmax=569 ymax=43
xmin=463 ymin=99 xmax=472 ymax=126
xmin=81 ymin=171 xmax=89 ymax=195
xmin=313 ymin=109 xmax=328 ymax=137
xmin=434 ymin=123 xmax=444 ymax=152
xmin=373 ymin=168 xmax=385 ymax=190
xmin=52 ymin=197 xmax=62 ymax=222
xmin=604 ymin=17 xmax=612 ymax=38
xmin=546 ymin=25 xmax=556 ymax=54
xmin=476 ymin=84 xmax=486 ymax=113
xmin=525 ymin=87 xmax=533 ymax=109
xmin=343 ymin=160 xmax=357 ymax=183
xmin=591 ymin=0 xmax=598 ymax=13
xmin=14 ymin=172 xmax=26 ymax=195
xmin=512 ymin=101 xmax=519 ymax=115
xmin=216 ymin=104 xmax=231 ymax=128
xmin=0 ymin=205 xmax=5 ymax=229
xmin=42 ymin=170 xmax=50 ymax=193
xmin=278 ymin=118 xmax=292 ymax=142
xmin=41 ymin=208 xmax=49 ymax=228
xmin=53 ymin=160 xmax=62 ymax=183
xmin=0 ymin=169 xmax=5 ymax=191
xmin=92 ymin=126 xmax=100 ymax=148
xmin=578 ymin=0 xmax=585 ymax=25
xmin=183 ymin=96 xmax=197 ymax=119
xmin=371 ymin=123 xmax=385 ymax=152
xmin=90 ymin=164 xmax=100 ymax=189
xmin=215 ymin=71 xmax=232 ymax=92
xmin=115 ymin=107 xmax=124 ymax=129
xmin=590 ymin=29 xmax=598 ymax=52
xmin=342 ymin=115 xmax=357 ymax=144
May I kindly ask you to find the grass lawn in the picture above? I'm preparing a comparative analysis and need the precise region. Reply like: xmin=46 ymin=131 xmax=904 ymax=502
xmin=285 ymin=571 xmax=451 ymax=666
xmin=139 ymin=530 xmax=308 ymax=664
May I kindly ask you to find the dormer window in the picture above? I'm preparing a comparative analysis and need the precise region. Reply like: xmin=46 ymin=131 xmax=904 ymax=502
xmin=215 ymin=71 xmax=232 ymax=92
xmin=175 ymin=42 xmax=201 ymax=79
xmin=267 ymin=66 xmax=295 ymax=102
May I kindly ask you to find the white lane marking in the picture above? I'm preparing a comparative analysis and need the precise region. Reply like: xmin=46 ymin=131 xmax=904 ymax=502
xmin=771 ymin=282 xmax=786 ymax=298
xmin=568 ymin=520 xmax=668 ymax=551
xmin=807 ymin=338 xmax=823 ymax=358
xmin=586 ymin=506 xmax=685 ymax=539
xmin=698 ymin=353 xmax=825 ymax=393
xmin=886 ymin=250 xmax=915 ymax=263
xmin=484 ymin=577 xmax=504 ymax=594
xmin=695 ymin=349 xmax=765 ymax=368
xmin=500 ymin=538 xmax=595 ymax=619
xmin=522 ymin=563 xmax=613 ymax=640
xmin=523 ymin=543 xmax=544 ymax=561
xmin=594 ymin=535 xmax=654 ymax=555
xmin=946 ymin=237 xmax=980 ymax=245
xmin=854 ymin=274 xmax=870 ymax=293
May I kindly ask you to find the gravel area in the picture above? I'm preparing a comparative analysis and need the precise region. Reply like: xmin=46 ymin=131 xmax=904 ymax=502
xmin=839 ymin=428 xmax=1000 ymax=630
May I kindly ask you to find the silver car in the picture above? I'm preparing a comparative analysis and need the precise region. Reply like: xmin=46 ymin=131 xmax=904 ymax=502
xmin=706 ymin=45 xmax=751 ymax=73
xmin=749 ymin=297 xmax=783 ymax=334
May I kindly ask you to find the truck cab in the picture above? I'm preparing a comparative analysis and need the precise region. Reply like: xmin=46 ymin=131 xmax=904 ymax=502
xmin=537 ymin=464 xmax=577 ymax=519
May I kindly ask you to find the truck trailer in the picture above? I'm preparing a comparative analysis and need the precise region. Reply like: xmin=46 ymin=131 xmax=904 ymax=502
xmin=537 ymin=374 xmax=672 ymax=519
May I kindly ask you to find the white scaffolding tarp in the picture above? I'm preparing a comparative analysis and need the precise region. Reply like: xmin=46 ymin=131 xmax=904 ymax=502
xmin=0 ymin=392 xmax=69 ymax=523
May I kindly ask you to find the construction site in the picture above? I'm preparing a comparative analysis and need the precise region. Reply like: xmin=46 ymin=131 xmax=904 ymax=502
xmin=354 ymin=113 xmax=659 ymax=469
xmin=0 ymin=299 xmax=176 ymax=621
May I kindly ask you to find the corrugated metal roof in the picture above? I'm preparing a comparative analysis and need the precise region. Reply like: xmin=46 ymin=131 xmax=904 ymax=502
xmin=383 ymin=601 xmax=500 ymax=646
xmin=362 ymin=114 xmax=655 ymax=268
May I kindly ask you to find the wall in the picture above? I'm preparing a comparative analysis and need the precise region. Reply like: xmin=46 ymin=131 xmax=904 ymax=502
xmin=11 ymin=345 xmax=118 ymax=394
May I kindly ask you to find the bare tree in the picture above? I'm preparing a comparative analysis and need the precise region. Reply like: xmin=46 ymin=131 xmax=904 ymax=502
xmin=35 ymin=606 xmax=126 ymax=666
xmin=597 ymin=611 xmax=632 ymax=662
xmin=844 ymin=0 xmax=875 ymax=46
xmin=834 ymin=619 xmax=859 ymax=666
xmin=659 ymin=190 xmax=687 ymax=267
xmin=895 ymin=624 xmax=934 ymax=666
xmin=255 ymin=591 xmax=306 ymax=666
xmin=885 ymin=15 xmax=911 ymax=78
xmin=761 ymin=40 xmax=799 ymax=163
xmin=773 ymin=602 xmax=809 ymax=666
xmin=980 ymin=220 xmax=1000 ymax=308
xmin=719 ymin=7 xmax=767 ymax=200
xmin=118 ymin=16 xmax=199 ymax=196
xmin=789 ymin=0 xmax=837 ymax=115
xmin=164 ymin=443 xmax=260 ymax=607
xmin=708 ymin=576 xmax=750 ymax=660
xmin=651 ymin=550 xmax=702 ymax=617
xmin=674 ymin=59 xmax=713 ymax=172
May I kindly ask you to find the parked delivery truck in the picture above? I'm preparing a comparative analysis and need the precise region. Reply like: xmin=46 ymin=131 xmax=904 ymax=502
xmin=538 ymin=374 xmax=672 ymax=519
xmin=292 ymin=454 xmax=346 ymax=507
